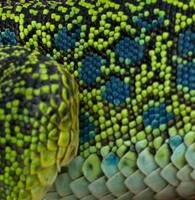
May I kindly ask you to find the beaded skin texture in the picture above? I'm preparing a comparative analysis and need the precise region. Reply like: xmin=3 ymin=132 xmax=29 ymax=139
xmin=1 ymin=0 xmax=195 ymax=200
xmin=0 ymin=46 xmax=79 ymax=199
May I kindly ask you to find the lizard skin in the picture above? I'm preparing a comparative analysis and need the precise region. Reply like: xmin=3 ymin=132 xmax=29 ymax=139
xmin=0 ymin=0 xmax=195 ymax=199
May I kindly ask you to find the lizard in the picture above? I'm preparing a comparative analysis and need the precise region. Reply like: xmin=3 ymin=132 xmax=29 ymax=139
xmin=0 ymin=0 xmax=195 ymax=199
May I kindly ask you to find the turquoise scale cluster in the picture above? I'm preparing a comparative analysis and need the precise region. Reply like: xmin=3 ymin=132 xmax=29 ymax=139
xmin=46 ymin=132 xmax=195 ymax=199
xmin=169 ymin=135 xmax=182 ymax=151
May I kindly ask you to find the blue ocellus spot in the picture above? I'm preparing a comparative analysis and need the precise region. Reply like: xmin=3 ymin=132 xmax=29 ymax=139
xmin=79 ymin=114 xmax=96 ymax=144
xmin=178 ymin=30 xmax=195 ymax=56
xmin=102 ymin=76 xmax=130 ymax=105
xmin=143 ymin=104 xmax=175 ymax=128
xmin=54 ymin=26 xmax=80 ymax=52
xmin=115 ymin=37 xmax=144 ymax=64
xmin=177 ymin=61 xmax=195 ymax=90
xmin=78 ymin=54 xmax=104 ymax=85
xmin=133 ymin=14 xmax=164 ymax=31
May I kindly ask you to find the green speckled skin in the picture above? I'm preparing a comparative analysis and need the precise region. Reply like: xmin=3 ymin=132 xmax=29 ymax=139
xmin=0 ymin=45 xmax=79 ymax=200
xmin=0 ymin=0 xmax=195 ymax=200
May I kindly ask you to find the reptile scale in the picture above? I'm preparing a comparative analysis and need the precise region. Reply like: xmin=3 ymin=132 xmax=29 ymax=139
xmin=0 ymin=0 xmax=195 ymax=199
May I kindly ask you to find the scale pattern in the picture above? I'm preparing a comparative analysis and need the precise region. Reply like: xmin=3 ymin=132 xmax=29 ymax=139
xmin=0 ymin=46 xmax=79 ymax=200
xmin=0 ymin=0 xmax=195 ymax=199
